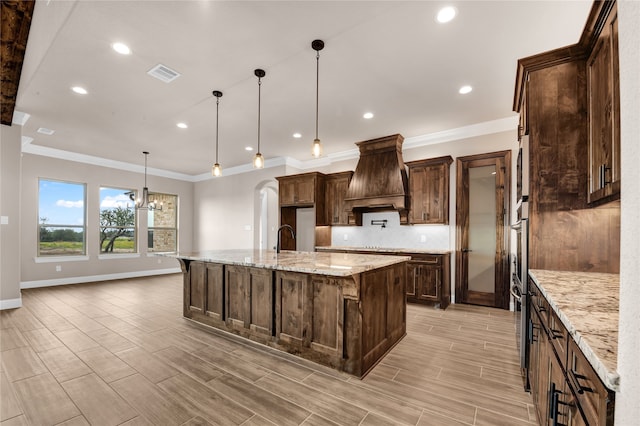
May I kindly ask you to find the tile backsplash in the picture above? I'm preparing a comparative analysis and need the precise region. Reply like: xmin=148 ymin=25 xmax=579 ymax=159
xmin=330 ymin=212 xmax=450 ymax=250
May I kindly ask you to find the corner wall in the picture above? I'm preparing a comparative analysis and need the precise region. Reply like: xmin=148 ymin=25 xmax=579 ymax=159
xmin=1 ymin=124 xmax=23 ymax=309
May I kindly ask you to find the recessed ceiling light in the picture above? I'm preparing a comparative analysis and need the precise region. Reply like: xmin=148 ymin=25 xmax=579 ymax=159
xmin=37 ymin=127 xmax=55 ymax=135
xmin=436 ymin=6 xmax=457 ymax=23
xmin=245 ymin=146 xmax=254 ymax=151
xmin=293 ymin=133 xmax=302 ymax=139
xmin=112 ymin=42 xmax=131 ymax=55
xmin=459 ymin=85 xmax=473 ymax=94
xmin=176 ymin=122 xmax=188 ymax=129
xmin=363 ymin=112 xmax=374 ymax=119
xmin=71 ymin=86 xmax=87 ymax=95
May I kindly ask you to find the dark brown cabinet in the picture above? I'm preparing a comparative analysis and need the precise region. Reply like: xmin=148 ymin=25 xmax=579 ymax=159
xmin=528 ymin=278 xmax=614 ymax=426
xmin=277 ymin=172 xmax=324 ymax=207
xmin=406 ymin=156 xmax=453 ymax=224
xmin=406 ymin=253 xmax=450 ymax=309
xmin=225 ymin=265 xmax=273 ymax=337
xmin=588 ymin=2 xmax=620 ymax=205
xmin=184 ymin=261 xmax=224 ymax=321
xmin=324 ymin=171 xmax=354 ymax=226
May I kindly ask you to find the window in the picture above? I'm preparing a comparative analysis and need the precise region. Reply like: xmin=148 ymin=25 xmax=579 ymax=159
xmin=99 ymin=187 xmax=136 ymax=254
xmin=147 ymin=193 xmax=177 ymax=252
xmin=38 ymin=179 xmax=86 ymax=256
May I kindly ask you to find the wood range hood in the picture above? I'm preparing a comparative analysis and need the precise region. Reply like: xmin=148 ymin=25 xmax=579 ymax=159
xmin=344 ymin=134 xmax=409 ymax=218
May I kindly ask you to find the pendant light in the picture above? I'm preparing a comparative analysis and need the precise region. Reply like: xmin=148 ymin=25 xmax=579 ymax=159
xmin=129 ymin=151 xmax=162 ymax=210
xmin=311 ymin=39 xmax=324 ymax=158
xmin=253 ymin=68 xmax=266 ymax=169
xmin=211 ymin=90 xmax=223 ymax=177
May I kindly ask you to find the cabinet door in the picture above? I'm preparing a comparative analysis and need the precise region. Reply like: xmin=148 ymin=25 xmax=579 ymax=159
xmin=406 ymin=263 xmax=419 ymax=298
xmin=296 ymin=177 xmax=316 ymax=205
xmin=409 ymin=167 xmax=428 ymax=224
xmin=186 ymin=261 xmax=206 ymax=315
xmin=418 ymin=265 xmax=439 ymax=301
xmin=249 ymin=268 xmax=274 ymax=336
xmin=423 ymin=163 xmax=447 ymax=223
xmin=325 ymin=175 xmax=349 ymax=225
xmin=205 ymin=263 xmax=224 ymax=320
xmin=587 ymin=4 xmax=620 ymax=204
xmin=279 ymin=179 xmax=296 ymax=205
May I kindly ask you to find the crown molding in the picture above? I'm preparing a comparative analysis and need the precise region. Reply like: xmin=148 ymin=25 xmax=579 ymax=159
xmin=22 ymin=116 xmax=517 ymax=182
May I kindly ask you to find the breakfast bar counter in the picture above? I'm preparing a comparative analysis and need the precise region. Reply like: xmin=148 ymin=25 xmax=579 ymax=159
xmin=162 ymin=249 xmax=410 ymax=377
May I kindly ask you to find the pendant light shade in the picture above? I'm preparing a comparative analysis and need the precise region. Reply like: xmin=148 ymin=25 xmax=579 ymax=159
xmin=253 ymin=68 xmax=266 ymax=169
xmin=129 ymin=151 xmax=162 ymax=210
xmin=212 ymin=90 xmax=223 ymax=177
xmin=311 ymin=39 xmax=324 ymax=158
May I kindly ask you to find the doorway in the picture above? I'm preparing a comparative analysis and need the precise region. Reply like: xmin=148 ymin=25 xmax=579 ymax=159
xmin=456 ymin=150 xmax=511 ymax=309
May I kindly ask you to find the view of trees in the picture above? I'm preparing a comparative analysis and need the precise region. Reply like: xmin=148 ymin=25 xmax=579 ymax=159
xmin=99 ymin=206 xmax=135 ymax=253
xmin=39 ymin=218 xmax=84 ymax=242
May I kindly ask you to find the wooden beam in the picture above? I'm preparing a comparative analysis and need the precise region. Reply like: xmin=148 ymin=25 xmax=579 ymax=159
xmin=1 ymin=0 xmax=35 ymax=125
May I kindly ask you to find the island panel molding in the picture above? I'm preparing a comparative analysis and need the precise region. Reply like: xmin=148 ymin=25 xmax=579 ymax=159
xmin=166 ymin=249 xmax=409 ymax=377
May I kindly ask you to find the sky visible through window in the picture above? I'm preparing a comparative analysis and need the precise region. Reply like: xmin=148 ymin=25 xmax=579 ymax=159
xmin=39 ymin=180 xmax=85 ymax=225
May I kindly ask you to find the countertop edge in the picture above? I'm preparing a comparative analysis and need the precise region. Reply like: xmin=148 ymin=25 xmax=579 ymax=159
xmin=315 ymin=246 xmax=451 ymax=255
xmin=158 ymin=251 xmax=411 ymax=277
xmin=528 ymin=270 xmax=620 ymax=392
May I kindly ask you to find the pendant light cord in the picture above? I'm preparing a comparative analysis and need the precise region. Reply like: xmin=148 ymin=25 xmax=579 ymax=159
xmin=215 ymin=97 xmax=220 ymax=163
xmin=257 ymin=77 xmax=262 ymax=153
xmin=315 ymin=50 xmax=320 ymax=140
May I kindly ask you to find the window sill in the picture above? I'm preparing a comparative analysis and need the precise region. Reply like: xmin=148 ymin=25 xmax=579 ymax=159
xmin=34 ymin=255 xmax=90 ymax=263
xmin=98 ymin=253 xmax=141 ymax=260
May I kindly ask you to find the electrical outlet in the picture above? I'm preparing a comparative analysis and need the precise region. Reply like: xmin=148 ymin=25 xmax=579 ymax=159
xmin=420 ymin=235 xmax=427 ymax=243
xmin=343 ymin=234 xmax=348 ymax=241
xmin=55 ymin=265 xmax=62 ymax=272
xmin=157 ymin=259 xmax=162 ymax=264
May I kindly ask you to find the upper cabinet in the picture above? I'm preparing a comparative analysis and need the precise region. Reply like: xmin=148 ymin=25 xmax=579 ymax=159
xmin=587 ymin=2 xmax=620 ymax=205
xmin=325 ymin=171 xmax=354 ymax=226
xmin=406 ymin=156 xmax=453 ymax=224
xmin=277 ymin=173 xmax=324 ymax=207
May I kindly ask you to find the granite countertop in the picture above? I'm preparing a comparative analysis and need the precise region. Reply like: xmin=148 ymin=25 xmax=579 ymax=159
xmin=315 ymin=246 xmax=451 ymax=255
xmin=528 ymin=269 xmax=619 ymax=391
xmin=159 ymin=249 xmax=410 ymax=277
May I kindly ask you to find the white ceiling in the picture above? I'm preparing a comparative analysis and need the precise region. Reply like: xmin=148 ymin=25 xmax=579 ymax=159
xmin=16 ymin=0 xmax=593 ymax=177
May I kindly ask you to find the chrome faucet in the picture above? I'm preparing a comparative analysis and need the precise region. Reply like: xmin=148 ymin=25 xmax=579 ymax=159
xmin=276 ymin=224 xmax=295 ymax=253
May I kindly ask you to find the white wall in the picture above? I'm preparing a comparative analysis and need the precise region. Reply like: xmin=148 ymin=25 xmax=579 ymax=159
xmin=193 ymin=165 xmax=287 ymax=250
xmin=615 ymin=1 xmax=640 ymax=424
xmin=0 ymin=124 xmax=23 ymax=309
xmin=19 ymin=153 xmax=194 ymax=287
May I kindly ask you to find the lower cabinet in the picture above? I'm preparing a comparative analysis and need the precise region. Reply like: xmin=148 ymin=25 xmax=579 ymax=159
xmin=406 ymin=253 xmax=450 ymax=309
xmin=528 ymin=278 xmax=614 ymax=426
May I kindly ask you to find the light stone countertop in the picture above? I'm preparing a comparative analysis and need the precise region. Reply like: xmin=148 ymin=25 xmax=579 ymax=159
xmin=528 ymin=269 xmax=619 ymax=391
xmin=159 ymin=249 xmax=410 ymax=277
xmin=315 ymin=246 xmax=451 ymax=255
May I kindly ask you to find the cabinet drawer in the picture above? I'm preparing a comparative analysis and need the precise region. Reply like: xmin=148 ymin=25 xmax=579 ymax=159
xmin=410 ymin=254 xmax=441 ymax=264
xmin=548 ymin=309 xmax=568 ymax=368
xmin=567 ymin=339 xmax=613 ymax=426
xmin=528 ymin=280 xmax=549 ymax=327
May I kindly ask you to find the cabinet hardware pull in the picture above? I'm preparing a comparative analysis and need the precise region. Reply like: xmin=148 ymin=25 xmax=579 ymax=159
xmin=551 ymin=329 xmax=563 ymax=340
xmin=549 ymin=382 xmax=559 ymax=422
xmin=422 ymin=211 xmax=426 ymax=221
xmin=568 ymin=369 xmax=594 ymax=394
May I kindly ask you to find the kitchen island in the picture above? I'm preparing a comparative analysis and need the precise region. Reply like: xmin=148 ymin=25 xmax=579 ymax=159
xmin=163 ymin=249 xmax=410 ymax=377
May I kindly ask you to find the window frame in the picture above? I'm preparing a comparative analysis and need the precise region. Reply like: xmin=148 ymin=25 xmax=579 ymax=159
xmin=98 ymin=186 xmax=138 ymax=255
xmin=146 ymin=192 xmax=178 ymax=253
xmin=37 ymin=178 xmax=87 ymax=257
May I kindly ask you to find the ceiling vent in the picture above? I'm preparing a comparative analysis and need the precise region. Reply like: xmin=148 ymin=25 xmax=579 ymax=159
xmin=37 ymin=127 xmax=55 ymax=135
xmin=147 ymin=64 xmax=181 ymax=83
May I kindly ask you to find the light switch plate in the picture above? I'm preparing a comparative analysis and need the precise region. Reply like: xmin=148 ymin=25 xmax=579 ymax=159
xmin=0 ymin=216 xmax=8 ymax=225
xmin=343 ymin=234 xmax=348 ymax=241
xmin=420 ymin=235 xmax=427 ymax=243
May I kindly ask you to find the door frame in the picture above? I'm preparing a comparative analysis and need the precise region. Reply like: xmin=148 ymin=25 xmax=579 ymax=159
xmin=455 ymin=150 xmax=511 ymax=310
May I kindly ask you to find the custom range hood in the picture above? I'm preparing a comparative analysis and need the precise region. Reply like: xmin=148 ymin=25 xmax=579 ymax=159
xmin=344 ymin=134 xmax=409 ymax=219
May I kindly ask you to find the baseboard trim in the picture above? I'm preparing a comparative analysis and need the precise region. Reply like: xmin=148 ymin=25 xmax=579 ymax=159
xmin=0 ymin=297 xmax=23 ymax=310
xmin=20 ymin=268 xmax=182 ymax=289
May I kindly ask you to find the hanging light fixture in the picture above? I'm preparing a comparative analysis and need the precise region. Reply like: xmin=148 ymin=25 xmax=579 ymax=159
xmin=253 ymin=68 xmax=266 ymax=169
xmin=311 ymin=39 xmax=324 ymax=158
xmin=129 ymin=151 xmax=162 ymax=210
xmin=211 ymin=90 xmax=223 ymax=177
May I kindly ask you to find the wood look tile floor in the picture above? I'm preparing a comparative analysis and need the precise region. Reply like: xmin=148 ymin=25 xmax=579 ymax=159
xmin=0 ymin=275 xmax=536 ymax=426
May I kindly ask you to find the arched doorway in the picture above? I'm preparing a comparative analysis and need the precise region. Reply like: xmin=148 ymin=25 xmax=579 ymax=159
xmin=253 ymin=180 xmax=278 ymax=250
